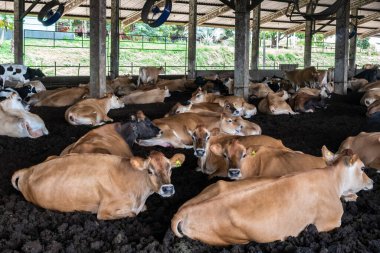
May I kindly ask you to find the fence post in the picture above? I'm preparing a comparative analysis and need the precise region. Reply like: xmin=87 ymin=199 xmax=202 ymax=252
xmin=53 ymin=31 xmax=56 ymax=47
xmin=131 ymin=62 xmax=133 ymax=75
xmin=141 ymin=35 xmax=144 ymax=50
xmin=78 ymin=64 xmax=81 ymax=76
xmin=165 ymin=37 xmax=167 ymax=50
xmin=164 ymin=62 xmax=167 ymax=74
xmin=54 ymin=62 xmax=57 ymax=76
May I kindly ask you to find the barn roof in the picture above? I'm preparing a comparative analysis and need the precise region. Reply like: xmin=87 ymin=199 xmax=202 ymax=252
xmin=2 ymin=0 xmax=380 ymax=38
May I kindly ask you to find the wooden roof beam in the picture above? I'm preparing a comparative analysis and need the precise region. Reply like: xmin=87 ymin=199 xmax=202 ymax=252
xmin=196 ymin=5 xmax=230 ymax=26
xmin=359 ymin=27 xmax=380 ymax=38
xmin=259 ymin=0 xmax=309 ymax=26
xmin=63 ymin=0 xmax=87 ymax=16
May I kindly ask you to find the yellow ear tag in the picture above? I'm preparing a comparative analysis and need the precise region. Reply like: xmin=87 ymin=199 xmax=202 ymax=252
xmin=349 ymin=158 xmax=354 ymax=165
xmin=327 ymin=151 xmax=332 ymax=156
xmin=175 ymin=160 xmax=182 ymax=167
xmin=251 ymin=151 xmax=256 ymax=157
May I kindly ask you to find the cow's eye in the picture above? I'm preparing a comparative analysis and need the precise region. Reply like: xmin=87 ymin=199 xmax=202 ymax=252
xmin=205 ymin=135 xmax=210 ymax=141
xmin=148 ymin=168 xmax=154 ymax=175
xmin=17 ymin=98 xmax=21 ymax=102
xmin=223 ymin=153 xmax=227 ymax=158
xmin=242 ymin=153 xmax=247 ymax=158
xmin=227 ymin=119 xmax=232 ymax=123
xmin=176 ymin=110 xmax=180 ymax=114
xmin=196 ymin=94 xmax=201 ymax=98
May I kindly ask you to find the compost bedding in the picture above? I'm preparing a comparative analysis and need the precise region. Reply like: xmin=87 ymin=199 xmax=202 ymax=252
xmin=0 ymin=90 xmax=379 ymax=253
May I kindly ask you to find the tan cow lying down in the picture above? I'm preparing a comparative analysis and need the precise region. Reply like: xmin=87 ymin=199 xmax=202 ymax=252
xmin=171 ymin=151 xmax=373 ymax=245
xmin=31 ymin=86 xmax=89 ymax=107
xmin=348 ymin=78 xmax=368 ymax=91
xmin=258 ymin=91 xmax=296 ymax=115
xmin=360 ymin=90 xmax=380 ymax=107
xmin=138 ymin=113 xmax=261 ymax=149
xmin=137 ymin=66 xmax=164 ymax=86
xmin=211 ymin=139 xmax=330 ymax=180
xmin=121 ymin=87 xmax=170 ymax=104
xmin=358 ymin=81 xmax=380 ymax=92
xmin=156 ymin=77 xmax=194 ymax=92
xmin=189 ymin=125 xmax=286 ymax=177
xmin=284 ymin=66 xmax=320 ymax=88
xmin=0 ymin=93 xmax=49 ymax=138
xmin=338 ymin=132 xmax=380 ymax=171
xmin=249 ymin=82 xmax=273 ymax=98
xmin=65 ymin=94 xmax=124 ymax=126
xmin=12 ymin=151 xmax=185 ymax=220
xmin=190 ymin=88 xmax=257 ymax=118
xmin=107 ymin=75 xmax=136 ymax=96
xmin=289 ymin=92 xmax=327 ymax=113
xmin=367 ymin=100 xmax=380 ymax=117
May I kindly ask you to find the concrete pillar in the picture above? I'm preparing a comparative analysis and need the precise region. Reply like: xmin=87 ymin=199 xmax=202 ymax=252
xmin=110 ymin=0 xmax=120 ymax=79
xmin=304 ymin=4 xmax=314 ymax=68
xmin=90 ymin=0 xmax=107 ymax=98
xmin=334 ymin=0 xmax=350 ymax=95
xmin=234 ymin=0 xmax=250 ymax=99
xmin=188 ymin=0 xmax=197 ymax=79
xmin=349 ymin=8 xmax=358 ymax=78
xmin=14 ymin=0 xmax=24 ymax=64
xmin=251 ymin=4 xmax=260 ymax=81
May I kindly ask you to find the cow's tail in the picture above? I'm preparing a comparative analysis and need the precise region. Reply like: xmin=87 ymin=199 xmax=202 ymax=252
xmin=11 ymin=169 xmax=27 ymax=191
xmin=171 ymin=213 xmax=185 ymax=238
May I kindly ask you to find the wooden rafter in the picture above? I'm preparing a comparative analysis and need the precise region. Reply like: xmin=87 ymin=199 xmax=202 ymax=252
xmin=259 ymin=0 xmax=308 ymax=26
xmin=219 ymin=0 xmax=235 ymax=9
xmin=359 ymin=27 xmax=380 ymax=38
xmin=283 ymin=0 xmax=375 ymax=36
xmin=122 ymin=0 xmax=177 ymax=27
xmin=63 ymin=0 xmax=87 ymax=15
xmin=196 ymin=5 xmax=231 ymax=26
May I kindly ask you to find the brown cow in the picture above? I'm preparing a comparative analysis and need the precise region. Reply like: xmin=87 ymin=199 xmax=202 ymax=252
xmin=137 ymin=66 xmax=164 ymax=86
xmin=156 ymin=77 xmax=193 ymax=92
xmin=258 ymin=91 xmax=296 ymax=115
xmin=367 ymin=99 xmax=380 ymax=117
xmin=210 ymin=139 xmax=330 ymax=180
xmin=65 ymin=94 xmax=124 ymax=126
xmin=171 ymin=152 xmax=373 ymax=245
xmin=107 ymin=75 xmax=136 ymax=96
xmin=348 ymin=78 xmax=368 ymax=91
xmin=188 ymin=125 xmax=286 ymax=177
xmin=360 ymin=90 xmax=380 ymax=107
xmin=121 ymin=87 xmax=170 ymax=104
xmin=32 ymin=86 xmax=89 ymax=107
xmin=289 ymin=92 xmax=327 ymax=113
xmin=12 ymin=151 xmax=185 ymax=220
xmin=358 ymin=81 xmax=380 ymax=92
xmin=338 ymin=132 xmax=380 ymax=171
xmin=249 ymin=82 xmax=273 ymax=98
xmin=284 ymin=66 xmax=320 ymax=88
xmin=362 ymin=64 xmax=379 ymax=70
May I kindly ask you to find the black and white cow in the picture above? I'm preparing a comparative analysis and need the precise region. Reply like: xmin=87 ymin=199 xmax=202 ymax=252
xmin=0 ymin=64 xmax=45 ymax=88
xmin=0 ymin=85 xmax=37 ymax=100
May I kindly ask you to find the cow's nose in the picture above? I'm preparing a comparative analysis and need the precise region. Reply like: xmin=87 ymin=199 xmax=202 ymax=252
xmin=365 ymin=179 xmax=374 ymax=190
xmin=228 ymin=168 xmax=241 ymax=179
xmin=195 ymin=149 xmax=205 ymax=157
xmin=159 ymin=184 xmax=175 ymax=197
xmin=233 ymin=110 xmax=240 ymax=116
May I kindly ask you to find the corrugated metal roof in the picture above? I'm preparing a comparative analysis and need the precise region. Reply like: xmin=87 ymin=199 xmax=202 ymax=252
xmin=1 ymin=0 xmax=380 ymax=36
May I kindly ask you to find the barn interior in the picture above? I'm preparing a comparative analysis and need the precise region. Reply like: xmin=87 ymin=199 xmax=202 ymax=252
xmin=0 ymin=0 xmax=380 ymax=252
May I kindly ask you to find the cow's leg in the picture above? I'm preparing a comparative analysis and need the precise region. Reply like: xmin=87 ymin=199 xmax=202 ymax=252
xmin=97 ymin=199 xmax=136 ymax=220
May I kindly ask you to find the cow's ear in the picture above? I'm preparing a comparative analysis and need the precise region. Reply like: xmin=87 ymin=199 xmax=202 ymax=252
xmin=321 ymin=145 xmax=336 ymax=165
xmin=210 ymin=144 xmax=223 ymax=156
xmin=210 ymin=127 xmax=220 ymax=136
xmin=348 ymin=154 xmax=360 ymax=166
xmin=170 ymin=154 xmax=185 ymax=168
xmin=130 ymin=157 xmax=149 ymax=171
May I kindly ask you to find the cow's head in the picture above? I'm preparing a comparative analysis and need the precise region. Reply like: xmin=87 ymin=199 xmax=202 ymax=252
xmin=249 ymin=83 xmax=271 ymax=98
xmin=28 ymin=67 xmax=46 ymax=78
xmin=219 ymin=113 xmax=243 ymax=135
xmin=189 ymin=88 xmax=207 ymax=104
xmin=120 ymin=111 xmax=160 ymax=147
xmin=222 ymin=101 xmax=240 ymax=116
xmin=0 ymin=92 xmax=29 ymax=111
xmin=242 ymin=102 xmax=257 ymax=118
xmin=210 ymin=139 xmax=247 ymax=180
xmin=130 ymin=151 xmax=185 ymax=197
xmin=187 ymin=125 xmax=211 ymax=158
xmin=327 ymin=148 xmax=373 ymax=195
xmin=105 ymin=93 xmax=124 ymax=109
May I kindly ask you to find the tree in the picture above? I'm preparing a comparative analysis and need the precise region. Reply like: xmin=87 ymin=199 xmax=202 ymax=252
xmin=357 ymin=38 xmax=370 ymax=50
xmin=0 ymin=15 xmax=13 ymax=47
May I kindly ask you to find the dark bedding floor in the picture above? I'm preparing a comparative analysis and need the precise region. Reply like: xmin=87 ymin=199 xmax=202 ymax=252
xmin=0 ymin=90 xmax=379 ymax=253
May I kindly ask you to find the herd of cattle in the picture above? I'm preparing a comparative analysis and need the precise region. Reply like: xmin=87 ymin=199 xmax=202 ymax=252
xmin=0 ymin=64 xmax=379 ymax=246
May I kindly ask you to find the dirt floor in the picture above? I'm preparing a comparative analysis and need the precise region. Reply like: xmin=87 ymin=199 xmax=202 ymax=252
xmin=0 ymin=90 xmax=379 ymax=253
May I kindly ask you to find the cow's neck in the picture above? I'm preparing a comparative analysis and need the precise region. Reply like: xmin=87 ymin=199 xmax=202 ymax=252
xmin=99 ymin=97 xmax=112 ymax=113
xmin=328 ymin=165 xmax=348 ymax=197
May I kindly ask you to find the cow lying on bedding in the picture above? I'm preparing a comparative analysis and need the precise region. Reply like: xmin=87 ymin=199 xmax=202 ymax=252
xmin=12 ymin=151 xmax=185 ymax=220
xmin=171 ymin=150 xmax=373 ymax=245
xmin=0 ymin=64 xmax=45 ymax=88
xmin=0 ymin=93 xmax=48 ymax=138
xmin=65 ymin=94 xmax=124 ymax=126
xmin=60 ymin=111 xmax=160 ymax=158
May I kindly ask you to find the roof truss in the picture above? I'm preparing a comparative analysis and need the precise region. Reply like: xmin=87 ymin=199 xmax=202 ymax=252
xmin=360 ymin=27 xmax=380 ymax=38
xmin=63 ymin=0 xmax=87 ymax=16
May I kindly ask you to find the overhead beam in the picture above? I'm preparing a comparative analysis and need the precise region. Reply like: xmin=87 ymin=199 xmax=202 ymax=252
xmin=359 ymin=27 xmax=380 ymax=38
xmin=122 ymin=0 xmax=177 ymax=27
xmin=258 ymin=0 xmax=308 ymax=26
xmin=63 ymin=0 xmax=87 ymax=15
xmin=196 ymin=5 xmax=230 ymax=26
xmin=285 ymin=0 xmax=375 ymax=36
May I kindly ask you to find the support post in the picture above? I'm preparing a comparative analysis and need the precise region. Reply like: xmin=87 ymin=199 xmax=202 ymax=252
xmin=14 ymin=0 xmax=24 ymax=64
xmin=251 ymin=4 xmax=260 ymax=81
xmin=234 ymin=0 xmax=250 ymax=99
xmin=334 ymin=0 xmax=350 ymax=95
xmin=349 ymin=8 xmax=358 ymax=78
xmin=188 ymin=0 xmax=197 ymax=79
xmin=304 ymin=3 xmax=314 ymax=68
xmin=110 ymin=0 xmax=120 ymax=79
xmin=90 ymin=0 xmax=107 ymax=98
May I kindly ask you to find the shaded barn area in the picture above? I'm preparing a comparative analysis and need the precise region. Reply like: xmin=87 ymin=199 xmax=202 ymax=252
xmin=0 ymin=91 xmax=379 ymax=252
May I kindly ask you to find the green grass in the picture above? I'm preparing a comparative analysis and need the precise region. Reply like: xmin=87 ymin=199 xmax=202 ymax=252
xmin=0 ymin=38 xmax=379 ymax=76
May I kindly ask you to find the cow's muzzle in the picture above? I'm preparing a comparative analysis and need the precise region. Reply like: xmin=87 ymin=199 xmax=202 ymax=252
xmin=159 ymin=184 xmax=175 ymax=197
xmin=195 ymin=148 xmax=205 ymax=157
xmin=228 ymin=168 xmax=242 ymax=180
xmin=233 ymin=110 xmax=240 ymax=116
